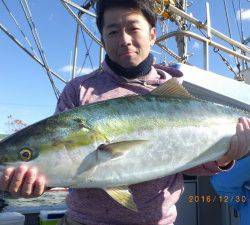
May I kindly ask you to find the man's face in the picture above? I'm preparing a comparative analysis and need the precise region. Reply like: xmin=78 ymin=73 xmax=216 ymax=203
xmin=102 ymin=7 xmax=156 ymax=68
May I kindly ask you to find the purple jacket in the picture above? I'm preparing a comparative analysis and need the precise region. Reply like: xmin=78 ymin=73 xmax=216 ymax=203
xmin=55 ymin=61 xmax=224 ymax=225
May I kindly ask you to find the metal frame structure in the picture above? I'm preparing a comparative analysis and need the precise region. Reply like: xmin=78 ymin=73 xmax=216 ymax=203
xmin=1 ymin=0 xmax=250 ymax=99
xmin=60 ymin=0 xmax=250 ymax=73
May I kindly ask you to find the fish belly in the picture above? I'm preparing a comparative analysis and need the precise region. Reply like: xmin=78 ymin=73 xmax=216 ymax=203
xmin=72 ymin=123 xmax=235 ymax=188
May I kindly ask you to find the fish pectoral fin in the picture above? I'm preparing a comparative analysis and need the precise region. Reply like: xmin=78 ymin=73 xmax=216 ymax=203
xmin=97 ymin=140 xmax=148 ymax=158
xmin=150 ymin=78 xmax=195 ymax=99
xmin=104 ymin=186 xmax=138 ymax=211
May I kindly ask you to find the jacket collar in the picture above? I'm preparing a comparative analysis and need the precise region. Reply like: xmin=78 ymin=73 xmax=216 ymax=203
xmin=102 ymin=60 xmax=183 ymax=86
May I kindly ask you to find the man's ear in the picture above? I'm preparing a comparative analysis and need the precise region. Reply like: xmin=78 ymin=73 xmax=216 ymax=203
xmin=150 ymin=27 xmax=157 ymax=46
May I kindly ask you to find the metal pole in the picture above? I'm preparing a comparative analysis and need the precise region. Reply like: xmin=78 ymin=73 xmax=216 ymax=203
xmin=167 ymin=4 xmax=250 ymax=53
xmin=72 ymin=22 xmax=80 ymax=79
xmin=99 ymin=46 xmax=104 ymax=68
xmin=21 ymin=0 xmax=60 ymax=99
xmin=1 ymin=0 xmax=38 ymax=58
xmin=156 ymin=31 xmax=250 ymax=62
xmin=175 ymin=0 xmax=188 ymax=61
xmin=204 ymin=1 xmax=211 ymax=71
xmin=62 ymin=0 xmax=97 ymax=18
xmin=182 ymin=0 xmax=188 ymax=59
xmin=156 ymin=42 xmax=190 ymax=64
xmin=243 ymin=36 xmax=250 ymax=70
xmin=61 ymin=0 xmax=102 ymax=47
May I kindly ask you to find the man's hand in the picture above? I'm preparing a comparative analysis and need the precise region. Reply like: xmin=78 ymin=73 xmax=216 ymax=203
xmin=217 ymin=117 xmax=250 ymax=167
xmin=0 ymin=165 xmax=46 ymax=198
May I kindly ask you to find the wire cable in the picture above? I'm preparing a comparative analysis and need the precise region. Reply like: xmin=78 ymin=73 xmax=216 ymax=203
xmin=239 ymin=0 xmax=244 ymax=42
xmin=222 ymin=0 xmax=241 ymax=72
xmin=1 ymin=0 xmax=38 ymax=58
xmin=80 ymin=27 xmax=94 ymax=72
xmin=19 ymin=0 xmax=60 ymax=99
xmin=0 ymin=22 xmax=66 ymax=83
xmin=231 ymin=0 xmax=243 ymax=43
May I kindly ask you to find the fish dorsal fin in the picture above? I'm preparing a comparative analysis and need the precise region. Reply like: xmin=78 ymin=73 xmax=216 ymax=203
xmin=97 ymin=140 xmax=148 ymax=158
xmin=151 ymin=78 xmax=195 ymax=99
xmin=104 ymin=186 xmax=138 ymax=211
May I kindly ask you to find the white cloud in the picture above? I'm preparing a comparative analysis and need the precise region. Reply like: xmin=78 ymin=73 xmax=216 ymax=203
xmin=80 ymin=67 xmax=96 ymax=75
xmin=60 ymin=65 xmax=74 ymax=73
xmin=192 ymin=42 xmax=200 ymax=50
xmin=237 ymin=9 xmax=250 ymax=21
xmin=59 ymin=65 xmax=95 ymax=76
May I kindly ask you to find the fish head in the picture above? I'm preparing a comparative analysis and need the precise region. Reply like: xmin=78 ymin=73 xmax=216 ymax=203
xmin=0 ymin=113 xmax=103 ymax=169
xmin=0 ymin=110 xmax=109 ymax=187
xmin=0 ymin=128 xmax=41 ymax=167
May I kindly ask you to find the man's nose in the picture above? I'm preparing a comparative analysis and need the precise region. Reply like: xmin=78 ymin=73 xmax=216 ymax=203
xmin=119 ymin=30 xmax=132 ymax=47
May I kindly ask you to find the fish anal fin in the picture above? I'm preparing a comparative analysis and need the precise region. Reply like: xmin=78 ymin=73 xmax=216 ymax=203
xmin=104 ymin=186 xmax=138 ymax=211
xmin=151 ymin=78 xmax=195 ymax=99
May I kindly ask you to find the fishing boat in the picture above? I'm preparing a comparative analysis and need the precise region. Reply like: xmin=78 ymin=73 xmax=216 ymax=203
xmin=0 ymin=0 xmax=249 ymax=224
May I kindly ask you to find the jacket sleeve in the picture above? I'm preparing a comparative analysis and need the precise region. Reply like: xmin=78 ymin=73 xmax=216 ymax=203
xmin=210 ymin=156 xmax=250 ymax=208
xmin=183 ymin=161 xmax=234 ymax=176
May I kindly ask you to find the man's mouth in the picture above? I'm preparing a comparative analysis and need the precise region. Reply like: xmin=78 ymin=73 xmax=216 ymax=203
xmin=120 ymin=51 xmax=135 ymax=56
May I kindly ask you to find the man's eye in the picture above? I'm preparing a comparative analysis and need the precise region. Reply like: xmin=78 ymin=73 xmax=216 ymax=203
xmin=109 ymin=31 xmax=117 ymax=36
xmin=131 ymin=28 xmax=139 ymax=31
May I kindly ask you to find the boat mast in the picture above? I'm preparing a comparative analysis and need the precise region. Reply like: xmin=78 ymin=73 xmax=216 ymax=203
xmin=175 ymin=0 xmax=188 ymax=63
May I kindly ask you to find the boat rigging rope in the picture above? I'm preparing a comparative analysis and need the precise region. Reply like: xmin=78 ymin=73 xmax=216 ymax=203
xmin=1 ymin=0 xmax=38 ymax=58
xmin=79 ymin=0 xmax=97 ymax=16
xmin=213 ymin=48 xmax=244 ymax=81
xmin=19 ymin=0 xmax=60 ymax=99
xmin=0 ymin=22 xmax=66 ymax=84
xmin=156 ymin=41 xmax=188 ymax=63
xmin=222 ymin=0 xmax=241 ymax=74
xmin=196 ymin=19 xmax=243 ymax=81
xmin=79 ymin=27 xmax=95 ymax=75
xmin=61 ymin=0 xmax=102 ymax=46
xmin=238 ymin=0 xmax=244 ymax=44
xmin=231 ymin=0 xmax=244 ymax=43
xmin=159 ymin=20 xmax=169 ymax=64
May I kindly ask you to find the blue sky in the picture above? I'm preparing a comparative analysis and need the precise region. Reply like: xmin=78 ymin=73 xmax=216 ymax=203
xmin=0 ymin=0 xmax=249 ymax=134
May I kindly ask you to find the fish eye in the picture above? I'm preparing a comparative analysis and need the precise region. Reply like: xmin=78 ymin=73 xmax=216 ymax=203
xmin=19 ymin=148 xmax=33 ymax=162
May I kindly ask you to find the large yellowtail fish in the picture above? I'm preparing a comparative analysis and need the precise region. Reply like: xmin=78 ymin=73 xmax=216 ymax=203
xmin=0 ymin=79 xmax=249 ymax=210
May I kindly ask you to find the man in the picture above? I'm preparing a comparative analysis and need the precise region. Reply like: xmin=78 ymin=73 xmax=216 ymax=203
xmin=1 ymin=1 xmax=249 ymax=224
xmin=211 ymin=153 xmax=250 ymax=225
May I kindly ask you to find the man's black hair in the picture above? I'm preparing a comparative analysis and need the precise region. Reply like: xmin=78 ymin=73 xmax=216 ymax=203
xmin=96 ymin=0 xmax=157 ymax=34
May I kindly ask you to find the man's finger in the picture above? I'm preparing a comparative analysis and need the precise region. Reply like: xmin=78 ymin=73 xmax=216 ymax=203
xmin=33 ymin=175 xmax=45 ymax=197
xmin=21 ymin=168 xmax=37 ymax=197
xmin=217 ymin=135 xmax=237 ymax=166
xmin=236 ymin=123 xmax=246 ymax=157
xmin=229 ymin=134 xmax=238 ymax=159
xmin=242 ymin=118 xmax=250 ymax=150
xmin=9 ymin=165 xmax=28 ymax=196
xmin=0 ymin=167 xmax=15 ymax=191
